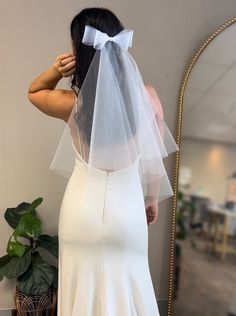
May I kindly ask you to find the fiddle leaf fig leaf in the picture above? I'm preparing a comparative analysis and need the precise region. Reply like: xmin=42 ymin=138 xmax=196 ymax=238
xmin=6 ymin=238 xmax=26 ymax=257
xmin=17 ymin=251 xmax=54 ymax=296
xmin=0 ymin=254 xmax=12 ymax=281
xmin=2 ymin=247 xmax=32 ymax=279
xmin=28 ymin=197 xmax=43 ymax=213
xmin=4 ymin=202 xmax=31 ymax=229
xmin=15 ymin=213 xmax=42 ymax=239
xmin=0 ymin=254 xmax=12 ymax=268
xmin=37 ymin=235 xmax=58 ymax=258
xmin=51 ymin=265 xmax=58 ymax=290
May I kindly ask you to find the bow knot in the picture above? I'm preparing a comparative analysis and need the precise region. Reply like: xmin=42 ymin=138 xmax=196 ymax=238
xmin=82 ymin=25 xmax=133 ymax=50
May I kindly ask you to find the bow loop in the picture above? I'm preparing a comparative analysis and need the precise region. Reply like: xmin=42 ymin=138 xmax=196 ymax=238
xmin=82 ymin=25 xmax=133 ymax=50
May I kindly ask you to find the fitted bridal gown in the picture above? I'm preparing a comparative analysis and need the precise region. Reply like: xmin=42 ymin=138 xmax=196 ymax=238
xmin=57 ymin=92 xmax=161 ymax=316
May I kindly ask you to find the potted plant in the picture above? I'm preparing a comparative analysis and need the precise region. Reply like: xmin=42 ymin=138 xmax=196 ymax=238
xmin=174 ymin=191 xmax=196 ymax=299
xmin=0 ymin=197 xmax=58 ymax=314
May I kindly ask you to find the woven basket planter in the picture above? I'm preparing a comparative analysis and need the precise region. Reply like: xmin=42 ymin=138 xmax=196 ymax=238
xmin=14 ymin=286 xmax=57 ymax=316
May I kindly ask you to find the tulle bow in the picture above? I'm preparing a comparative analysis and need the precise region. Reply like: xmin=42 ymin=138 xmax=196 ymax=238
xmin=82 ymin=25 xmax=133 ymax=50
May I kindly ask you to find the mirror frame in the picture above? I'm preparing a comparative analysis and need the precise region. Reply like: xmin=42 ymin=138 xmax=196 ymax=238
xmin=167 ymin=15 xmax=236 ymax=316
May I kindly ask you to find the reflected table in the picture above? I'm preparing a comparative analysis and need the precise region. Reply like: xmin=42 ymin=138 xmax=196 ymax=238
xmin=206 ymin=203 xmax=236 ymax=260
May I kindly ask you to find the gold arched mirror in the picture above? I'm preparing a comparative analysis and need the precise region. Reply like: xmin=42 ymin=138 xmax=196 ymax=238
xmin=171 ymin=16 xmax=236 ymax=316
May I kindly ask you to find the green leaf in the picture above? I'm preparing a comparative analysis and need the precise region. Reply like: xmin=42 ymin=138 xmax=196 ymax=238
xmin=15 ymin=260 xmax=33 ymax=283
xmin=17 ymin=251 xmax=54 ymax=296
xmin=0 ymin=254 xmax=12 ymax=268
xmin=2 ymin=247 xmax=32 ymax=279
xmin=0 ymin=254 xmax=12 ymax=281
xmin=51 ymin=265 xmax=58 ymax=290
xmin=6 ymin=238 xmax=26 ymax=257
xmin=28 ymin=197 xmax=43 ymax=213
xmin=4 ymin=202 xmax=31 ymax=229
xmin=37 ymin=235 xmax=58 ymax=258
xmin=15 ymin=213 xmax=42 ymax=239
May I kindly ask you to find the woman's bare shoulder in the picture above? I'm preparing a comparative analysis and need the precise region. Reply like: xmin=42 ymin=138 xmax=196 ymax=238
xmin=144 ymin=83 xmax=164 ymax=117
xmin=144 ymin=83 xmax=158 ymax=97
xmin=28 ymin=88 xmax=77 ymax=122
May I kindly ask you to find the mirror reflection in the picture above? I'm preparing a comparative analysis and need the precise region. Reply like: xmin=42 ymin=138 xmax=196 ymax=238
xmin=174 ymin=20 xmax=236 ymax=316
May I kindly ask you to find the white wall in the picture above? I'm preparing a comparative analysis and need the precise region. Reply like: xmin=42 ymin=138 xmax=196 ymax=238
xmin=180 ymin=137 xmax=236 ymax=204
xmin=1 ymin=0 xmax=236 ymax=313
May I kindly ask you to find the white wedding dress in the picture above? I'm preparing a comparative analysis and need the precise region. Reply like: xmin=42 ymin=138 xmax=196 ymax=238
xmin=54 ymin=82 xmax=167 ymax=315
xmin=57 ymin=135 xmax=160 ymax=316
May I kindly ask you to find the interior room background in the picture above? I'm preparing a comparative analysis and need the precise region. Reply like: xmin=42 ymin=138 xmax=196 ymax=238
xmin=1 ymin=0 xmax=236 ymax=314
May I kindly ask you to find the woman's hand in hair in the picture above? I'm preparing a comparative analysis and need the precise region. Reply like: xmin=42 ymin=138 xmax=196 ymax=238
xmin=54 ymin=53 xmax=76 ymax=77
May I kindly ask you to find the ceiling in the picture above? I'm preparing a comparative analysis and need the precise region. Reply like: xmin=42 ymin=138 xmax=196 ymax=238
xmin=182 ymin=22 xmax=236 ymax=145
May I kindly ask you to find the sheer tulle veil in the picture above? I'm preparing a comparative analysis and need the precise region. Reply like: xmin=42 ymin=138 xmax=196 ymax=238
xmin=49 ymin=25 xmax=179 ymax=208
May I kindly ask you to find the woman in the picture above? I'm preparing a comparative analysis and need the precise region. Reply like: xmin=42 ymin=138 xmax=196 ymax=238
xmin=28 ymin=7 xmax=177 ymax=316
xmin=28 ymin=9 xmax=162 ymax=225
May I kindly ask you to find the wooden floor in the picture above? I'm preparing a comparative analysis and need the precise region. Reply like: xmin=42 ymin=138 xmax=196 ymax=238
xmin=173 ymin=237 xmax=236 ymax=316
